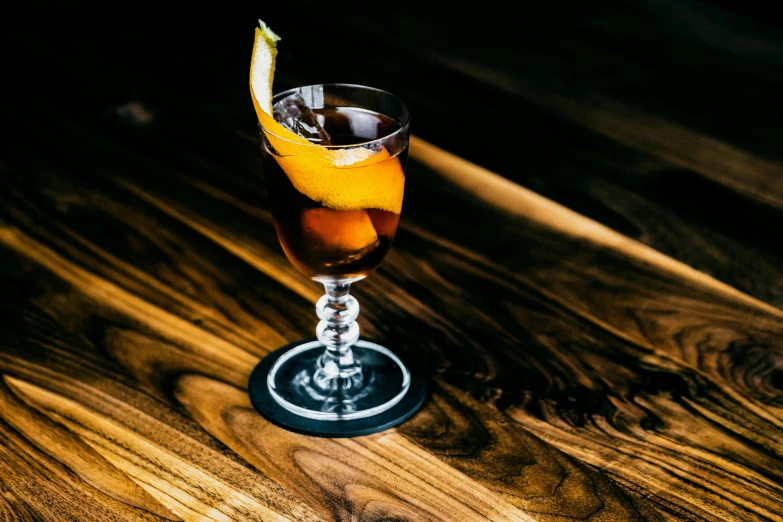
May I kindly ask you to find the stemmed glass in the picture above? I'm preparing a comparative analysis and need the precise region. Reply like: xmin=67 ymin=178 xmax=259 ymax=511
xmin=248 ymin=84 xmax=425 ymax=436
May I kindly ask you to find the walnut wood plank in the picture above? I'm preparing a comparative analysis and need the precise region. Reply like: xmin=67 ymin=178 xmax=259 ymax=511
xmin=0 ymin=223 xmax=660 ymax=521
xmin=0 ymin=379 xmax=178 ymax=521
xmin=3 ymin=0 xmax=783 ymax=520
xmin=402 ymin=142 xmax=783 ymax=520
xmin=3 ymin=121 xmax=782 ymax=518
xmin=5 ymin=377 xmax=322 ymax=522
xmin=0 ymin=408 xmax=170 ymax=522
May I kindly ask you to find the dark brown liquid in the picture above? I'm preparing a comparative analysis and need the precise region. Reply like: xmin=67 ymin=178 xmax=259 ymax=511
xmin=262 ymin=107 xmax=407 ymax=281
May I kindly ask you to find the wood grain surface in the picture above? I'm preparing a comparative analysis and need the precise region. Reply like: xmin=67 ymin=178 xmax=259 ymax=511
xmin=2 ymin=0 xmax=782 ymax=520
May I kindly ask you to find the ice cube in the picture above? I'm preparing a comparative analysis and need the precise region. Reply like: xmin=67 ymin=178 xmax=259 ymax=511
xmin=273 ymin=93 xmax=332 ymax=144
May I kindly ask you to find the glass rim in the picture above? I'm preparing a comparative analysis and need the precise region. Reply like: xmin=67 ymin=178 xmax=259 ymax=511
xmin=258 ymin=82 xmax=411 ymax=149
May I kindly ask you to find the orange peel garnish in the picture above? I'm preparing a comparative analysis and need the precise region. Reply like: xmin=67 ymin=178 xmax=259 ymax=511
xmin=250 ymin=20 xmax=404 ymax=213
xmin=301 ymin=208 xmax=379 ymax=252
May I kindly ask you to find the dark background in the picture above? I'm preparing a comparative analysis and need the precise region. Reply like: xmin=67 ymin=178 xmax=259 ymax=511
xmin=5 ymin=0 xmax=783 ymax=148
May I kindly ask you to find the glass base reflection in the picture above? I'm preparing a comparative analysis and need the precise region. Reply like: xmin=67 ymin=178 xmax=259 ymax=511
xmin=268 ymin=339 xmax=411 ymax=421
xmin=248 ymin=338 xmax=427 ymax=438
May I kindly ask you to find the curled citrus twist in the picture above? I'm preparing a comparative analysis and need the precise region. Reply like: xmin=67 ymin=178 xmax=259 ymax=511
xmin=249 ymin=20 xmax=405 ymax=214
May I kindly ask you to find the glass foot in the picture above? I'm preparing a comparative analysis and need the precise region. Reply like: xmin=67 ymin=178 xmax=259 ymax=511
xmin=267 ymin=339 xmax=410 ymax=421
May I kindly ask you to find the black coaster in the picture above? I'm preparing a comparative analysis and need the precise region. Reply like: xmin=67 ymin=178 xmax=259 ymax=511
xmin=248 ymin=338 xmax=427 ymax=437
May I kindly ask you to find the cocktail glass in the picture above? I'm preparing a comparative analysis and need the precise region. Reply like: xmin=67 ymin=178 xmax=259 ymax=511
xmin=249 ymin=83 xmax=424 ymax=435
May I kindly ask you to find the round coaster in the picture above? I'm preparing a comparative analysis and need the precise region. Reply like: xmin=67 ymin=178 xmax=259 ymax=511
xmin=248 ymin=338 xmax=427 ymax=437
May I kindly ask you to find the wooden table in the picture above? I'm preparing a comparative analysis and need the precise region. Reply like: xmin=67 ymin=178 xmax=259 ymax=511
xmin=2 ymin=1 xmax=782 ymax=520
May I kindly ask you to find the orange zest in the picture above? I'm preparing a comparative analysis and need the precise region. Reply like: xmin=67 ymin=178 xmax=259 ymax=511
xmin=301 ymin=208 xmax=379 ymax=252
xmin=250 ymin=20 xmax=405 ymax=213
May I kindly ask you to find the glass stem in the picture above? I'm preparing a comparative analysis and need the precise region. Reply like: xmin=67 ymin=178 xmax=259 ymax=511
xmin=313 ymin=282 xmax=363 ymax=392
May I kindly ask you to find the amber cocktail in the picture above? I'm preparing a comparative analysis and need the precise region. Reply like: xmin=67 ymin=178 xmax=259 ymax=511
xmin=262 ymin=102 xmax=405 ymax=281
